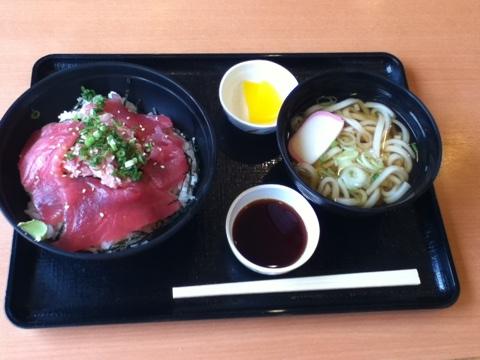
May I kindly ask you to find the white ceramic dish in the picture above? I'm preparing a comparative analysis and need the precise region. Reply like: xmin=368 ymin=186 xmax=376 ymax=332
xmin=219 ymin=60 xmax=298 ymax=134
xmin=225 ymin=184 xmax=320 ymax=275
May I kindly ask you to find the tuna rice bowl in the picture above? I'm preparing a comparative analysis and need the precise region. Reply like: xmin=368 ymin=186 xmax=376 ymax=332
xmin=17 ymin=87 xmax=199 ymax=253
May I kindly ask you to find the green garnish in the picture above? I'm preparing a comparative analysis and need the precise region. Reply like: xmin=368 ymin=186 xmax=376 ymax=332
xmin=65 ymin=88 xmax=148 ymax=182
xmin=107 ymin=135 xmax=117 ymax=150
xmin=80 ymin=86 xmax=105 ymax=114
xmin=72 ymin=113 xmax=82 ymax=121
xmin=18 ymin=219 xmax=48 ymax=242
xmin=92 ymin=94 xmax=105 ymax=109
xmin=411 ymin=142 xmax=419 ymax=161
xmin=81 ymin=116 xmax=145 ymax=179
xmin=31 ymin=110 xmax=41 ymax=120
xmin=124 ymin=158 xmax=138 ymax=168
xmin=335 ymin=149 xmax=359 ymax=170
xmin=318 ymin=167 xmax=336 ymax=178
xmin=80 ymin=86 xmax=96 ymax=102
xmin=65 ymin=152 xmax=76 ymax=160
xmin=84 ymin=136 xmax=96 ymax=147
xmin=144 ymin=142 xmax=153 ymax=152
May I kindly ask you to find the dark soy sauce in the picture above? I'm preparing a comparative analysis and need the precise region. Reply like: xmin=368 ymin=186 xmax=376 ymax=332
xmin=232 ymin=199 xmax=307 ymax=268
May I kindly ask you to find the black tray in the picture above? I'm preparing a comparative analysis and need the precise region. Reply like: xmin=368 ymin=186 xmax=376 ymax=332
xmin=4 ymin=53 xmax=459 ymax=328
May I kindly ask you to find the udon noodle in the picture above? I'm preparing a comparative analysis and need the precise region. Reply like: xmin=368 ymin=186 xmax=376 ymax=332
xmin=291 ymin=98 xmax=417 ymax=208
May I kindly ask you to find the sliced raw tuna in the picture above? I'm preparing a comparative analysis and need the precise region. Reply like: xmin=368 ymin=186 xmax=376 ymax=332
xmin=19 ymin=120 xmax=81 ymax=227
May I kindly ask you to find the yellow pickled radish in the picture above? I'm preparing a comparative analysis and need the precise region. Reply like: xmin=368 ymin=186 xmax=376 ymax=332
xmin=242 ymin=80 xmax=282 ymax=125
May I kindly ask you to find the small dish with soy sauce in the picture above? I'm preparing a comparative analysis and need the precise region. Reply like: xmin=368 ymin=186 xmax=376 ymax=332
xmin=225 ymin=184 xmax=320 ymax=275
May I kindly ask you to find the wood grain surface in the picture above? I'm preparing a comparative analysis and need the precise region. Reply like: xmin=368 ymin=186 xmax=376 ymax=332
xmin=0 ymin=1 xmax=479 ymax=359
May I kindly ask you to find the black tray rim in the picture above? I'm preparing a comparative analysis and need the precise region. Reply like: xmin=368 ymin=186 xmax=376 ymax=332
xmin=31 ymin=51 xmax=408 ymax=86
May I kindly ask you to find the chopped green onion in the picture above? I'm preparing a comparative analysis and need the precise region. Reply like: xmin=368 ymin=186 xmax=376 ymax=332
xmin=335 ymin=149 xmax=359 ymax=170
xmin=31 ymin=110 xmax=41 ymax=120
xmin=144 ymin=142 xmax=153 ymax=152
xmin=357 ymin=151 xmax=384 ymax=172
xmin=80 ymin=87 xmax=105 ymax=113
xmin=411 ymin=142 xmax=419 ymax=161
xmin=124 ymin=158 xmax=138 ymax=168
xmin=107 ymin=136 xmax=117 ymax=150
xmin=65 ymin=152 xmax=76 ymax=160
xmin=81 ymin=86 xmax=96 ymax=101
xmin=130 ymin=170 xmax=143 ymax=181
xmin=85 ymin=136 xmax=95 ymax=147
xmin=92 ymin=94 xmax=105 ymax=109
xmin=93 ymin=129 xmax=102 ymax=139
xmin=90 ymin=155 xmax=102 ymax=167
xmin=69 ymin=88 xmax=148 ymax=181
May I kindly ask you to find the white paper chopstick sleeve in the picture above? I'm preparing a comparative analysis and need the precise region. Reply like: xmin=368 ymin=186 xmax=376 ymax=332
xmin=172 ymin=269 xmax=420 ymax=299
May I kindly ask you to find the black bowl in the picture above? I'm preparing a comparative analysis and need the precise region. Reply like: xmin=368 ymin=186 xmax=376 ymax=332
xmin=276 ymin=70 xmax=442 ymax=216
xmin=0 ymin=62 xmax=216 ymax=259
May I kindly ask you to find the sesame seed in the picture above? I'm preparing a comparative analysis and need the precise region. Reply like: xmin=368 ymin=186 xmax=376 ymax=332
xmin=99 ymin=212 xmax=104 ymax=218
xmin=64 ymin=204 xmax=70 ymax=210
xmin=82 ymin=189 xmax=86 ymax=194
xmin=117 ymin=110 xmax=121 ymax=114
xmin=126 ymin=116 xmax=130 ymax=120
xmin=160 ymin=165 xmax=165 ymax=169
xmin=153 ymin=162 xmax=158 ymax=166
xmin=158 ymin=147 xmax=162 ymax=152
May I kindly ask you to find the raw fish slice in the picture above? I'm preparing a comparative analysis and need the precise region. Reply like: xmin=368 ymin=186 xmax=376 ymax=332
xmin=19 ymin=121 xmax=81 ymax=226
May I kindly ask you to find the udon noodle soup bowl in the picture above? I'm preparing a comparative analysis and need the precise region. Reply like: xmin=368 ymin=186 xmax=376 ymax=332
xmin=276 ymin=70 xmax=442 ymax=216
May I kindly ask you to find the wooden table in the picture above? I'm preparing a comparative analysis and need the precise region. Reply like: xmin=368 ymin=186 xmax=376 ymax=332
xmin=1 ymin=1 xmax=479 ymax=358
